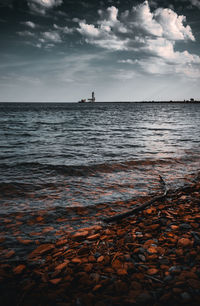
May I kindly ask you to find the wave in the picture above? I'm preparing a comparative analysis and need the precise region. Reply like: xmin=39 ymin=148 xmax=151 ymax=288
xmin=0 ymin=155 xmax=197 ymax=177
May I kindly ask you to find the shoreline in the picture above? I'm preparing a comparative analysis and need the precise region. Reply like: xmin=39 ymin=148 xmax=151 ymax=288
xmin=1 ymin=177 xmax=200 ymax=305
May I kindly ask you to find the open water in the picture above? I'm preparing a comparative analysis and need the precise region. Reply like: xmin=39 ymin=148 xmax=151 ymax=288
xmin=0 ymin=102 xmax=200 ymax=259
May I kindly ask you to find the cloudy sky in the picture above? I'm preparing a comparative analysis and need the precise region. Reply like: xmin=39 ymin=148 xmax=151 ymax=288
xmin=0 ymin=0 xmax=200 ymax=102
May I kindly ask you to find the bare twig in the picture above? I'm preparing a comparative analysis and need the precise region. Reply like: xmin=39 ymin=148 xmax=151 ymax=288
xmin=145 ymin=274 xmax=164 ymax=283
xmin=103 ymin=176 xmax=168 ymax=223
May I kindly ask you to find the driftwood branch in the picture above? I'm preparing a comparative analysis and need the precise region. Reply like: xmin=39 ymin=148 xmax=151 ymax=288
xmin=103 ymin=175 xmax=168 ymax=223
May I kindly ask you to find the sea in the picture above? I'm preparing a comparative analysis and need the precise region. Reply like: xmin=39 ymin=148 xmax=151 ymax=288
xmin=0 ymin=102 xmax=200 ymax=260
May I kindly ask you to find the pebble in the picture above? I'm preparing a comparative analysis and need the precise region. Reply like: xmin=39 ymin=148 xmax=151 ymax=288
xmin=138 ymin=254 xmax=146 ymax=262
xmin=177 ymin=238 xmax=192 ymax=248
xmin=164 ymin=275 xmax=173 ymax=282
xmin=180 ymin=223 xmax=192 ymax=230
xmin=139 ymin=247 xmax=145 ymax=254
xmin=1 ymin=180 xmax=200 ymax=306
xmin=169 ymin=266 xmax=181 ymax=274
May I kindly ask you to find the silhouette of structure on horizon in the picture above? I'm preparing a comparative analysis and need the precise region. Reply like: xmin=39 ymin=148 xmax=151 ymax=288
xmin=78 ymin=92 xmax=95 ymax=103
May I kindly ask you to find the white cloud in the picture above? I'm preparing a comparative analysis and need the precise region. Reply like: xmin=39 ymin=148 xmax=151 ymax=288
xmin=76 ymin=0 xmax=200 ymax=78
xmin=17 ymin=31 xmax=35 ymax=37
xmin=78 ymin=23 xmax=100 ymax=37
xmin=154 ymin=8 xmax=195 ymax=41
xmin=118 ymin=59 xmax=137 ymax=64
xmin=53 ymin=24 xmax=74 ymax=34
xmin=42 ymin=31 xmax=62 ymax=43
xmin=77 ymin=6 xmax=130 ymax=51
xmin=76 ymin=1 xmax=195 ymax=52
xmin=78 ymin=15 xmax=129 ymax=51
xmin=137 ymin=56 xmax=200 ymax=78
xmin=77 ymin=1 xmax=195 ymax=49
xmin=112 ymin=69 xmax=137 ymax=80
xmin=126 ymin=0 xmax=163 ymax=37
xmin=21 ymin=21 xmax=36 ymax=29
xmin=27 ymin=0 xmax=63 ymax=15
xmin=144 ymin=37 xmax=200 ymax=64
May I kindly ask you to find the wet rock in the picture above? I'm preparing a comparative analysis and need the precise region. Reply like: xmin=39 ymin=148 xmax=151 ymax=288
xmin=94 ymin=252 xmax=101 ymax=259
xmin=97 ymin=256 xmax=104 ymax=263
xmin=28 ymin=244 xmax=54 ymax=259
xmin=147 ymin=268 xmax=159 ymax=275
xmin=139 ymin=247 xmax=145 ymax=254
xmin=77 ymin=246 xmax=90 ymax=255
xmin=171 ymin=225 xmax=179 ymax=230
xmin=49 ymin=278 xmax=61 ymax=285
xmin=169 ymin=266 xmax=181 ymax=274
xmin=177 ymin=238 xmax=193 ymax=248
xmin=180 ymin=223 xmax=192 ymax=230
xmin=135 ymin=232 xmax=143 ymax=238
xmin=138 ymin=254 xmax=146 ymax=262
xmin=55 ymin=261 xmax=69 ymax=271
xmin=1 ymin=178 xmax=200 ymax=306
xmin=87 ymin=233 xmax=100 ymax=240
xmin=71 ymin=231 xmax=89 ymax=241
xmin=164 ymin=275 xmax=173 ymax=282
xmin=71 ymin=257 xmax=82 ymax=264
xmin=147 ymin=246 xmax=158 ymax=254
xmin=13 ymin=265 xmax=26 ymax=275
xmin=191 ymin=232 xmax=200 ymax=245
xmin=149 ymin=224 xmax=160 ymax=230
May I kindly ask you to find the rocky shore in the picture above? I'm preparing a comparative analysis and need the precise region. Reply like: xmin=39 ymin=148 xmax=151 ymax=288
xmin=1 ymin=179 xmax=200 ymax=305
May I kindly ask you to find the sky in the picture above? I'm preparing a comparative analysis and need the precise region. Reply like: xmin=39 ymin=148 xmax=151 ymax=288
xmin=0 ymin=0 xmax=200 ymax=102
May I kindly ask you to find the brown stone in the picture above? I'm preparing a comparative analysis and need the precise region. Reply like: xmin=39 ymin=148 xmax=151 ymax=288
xmin=93 ymin=284 xmax=102 ymax=292
xmin=97 ymin=256 xmax=104 ymax=263
xmin=13 ymin=265 xmax=26 ymax=275
xmin=36 ymin=216 xmax=43 ymax=222
xmin=77 ymin=246 xmax=90 ymax=255
xmin=112 ymin=259 xmax=122 ymax=270
xmin=55 ymin=260 xmax=69 ymax=271
xmin=116 ymin=268 xmax=127 ymax=276
xmin=49 ymin=278 xmax=61 ymax=285
xmin=88 ymin=255 xmax=96 ymax=262
xmin=171 ymin=225 xmax=179 ymax=230
xmin=18 ymin=238 xmax=32 ymax=245
xmin=28 ymin=244 xmax=54 ymax=259
xmin=147 ymin=268 xmax=159 ymax=275
xmin=84 ymin=264 xmax=93 ymax=272
xmin=87 ymin=233 xmax=100 ymax=240
xmin=143 ymin=240 xmax=157 ymax=248
xmin=56 ymin=239 xmax=68 ymax=246
xmin=71 ymin=257 xmax=82 ymax=264
xmin=177 ymin=238 xmax=193 ymax=248
xmin=71 ymin=231 xmax=89 ymax=240
xmin=149 ymin=224 xmax=160 ymax=230
xmin=147 ymin=246 xmax=158 ymax=254
xmin=4 ymin=250 xmax=15 ymax=258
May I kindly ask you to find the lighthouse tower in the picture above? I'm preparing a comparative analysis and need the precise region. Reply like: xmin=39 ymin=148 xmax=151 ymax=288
xmin=88 ymin=91 xmax=95 ymax=102
xmin=92 ymin=91 xmax=95 ymax=102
